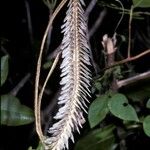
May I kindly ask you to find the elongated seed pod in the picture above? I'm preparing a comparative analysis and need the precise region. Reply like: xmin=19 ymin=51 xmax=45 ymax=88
xmin=45 ymin=0 xmax=91 ymax=149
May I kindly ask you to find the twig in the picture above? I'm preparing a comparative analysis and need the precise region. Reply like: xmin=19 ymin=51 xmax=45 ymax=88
xmin=115 ymin=49 xmax=150 ymax=65
xmin=43 ymin=91 xmax=60 ymax=135
xmin=45 ymin=0 xmax=57 ymax=54
xmin=85 ymin=0 xmax=97 ymax=18
xmin=25 ymin=0 xmax=34 ymax=46
xmin=98 ymin=2 xmax=150 ymax=16
xmin=87 ymin=9 xmax=107 ymax=74
xmin=117 ymin=70 xmax=150 ymax=88
xmin=34 ymin=0 xmax=68 ymax=144
xmin=127 ymin=6 xmax=133 ymax=58
xmin=114 ymin=0 xmax=124 ymax=33
xmin=47 ymin=45 xmax=61 ymax=60
xmin=10 ymin=73 xmax=31 ymax=96
xmin=37 ymin=52 xmax=60 ymax=135
xmin=102 ymin=34 xmax=117 ymax=91
xmin=104 ymin=49 xmax=150 ymax=70
xmin=89 ymin=9 xmax=107 ymax=37
xmin=45 ymin=13 xmax=53 ymax=54
xmin=89 ymin=8 xmax=107 ymax=74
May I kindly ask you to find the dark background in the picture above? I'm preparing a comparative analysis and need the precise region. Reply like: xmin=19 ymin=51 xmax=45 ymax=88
xmin=1 ymin=0 xmax=150 ymax=149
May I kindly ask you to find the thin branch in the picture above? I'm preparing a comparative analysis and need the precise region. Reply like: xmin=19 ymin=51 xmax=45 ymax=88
xmin=127 ymin=6 xmax=133 ymax=58
xmin=115 ymin=49 xmax=150 ymax=65
xmin=47 ymin=45 xmax=61 ymax=60
xmin=45 ymin=1 xmax=57 ymax=54
xmin=25 ymin=0 xmax=34 ymax=46
xmin=87 ymin=9 xmax=107 ymax=74
xmin=45 ymin=13 xmax=53 ymax=54
xmin=42 ymin=91 xmax=59 ymax=135
xmin=37 ymin=52 xmax=60 ymax=136
xmin=34 ymin=0 xmax=68 ymax=144
xmin=89 ymin=9 xmax=107 ymax=37
xmin=117 ymin=70 xmax=150 ymax=88
xmin=10 ymin=73 xmax=31 ymax=96
xmin=99 ymin=2 xmax=150 ymax=16
xmin=85 ymin=0 xmax=97 ymax=18
xmin=104 ymin=49 xmax=150 ymax=70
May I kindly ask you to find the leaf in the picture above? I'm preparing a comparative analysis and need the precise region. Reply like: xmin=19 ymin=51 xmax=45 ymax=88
xmin=113 ymin=66 xmax=123 ymax=80
xmin=43 ymin=60 xmax=53 ymax=69
xmin=0 ymin=94 xmax=34 ymax=126
xmin=108 ymin=93 xmax=139 ymax=122
xmin=75 ymin=125 xmax=116 ymax=150
xmin=1 ymin=55 xmax=9 ymax=86
xmin=146 ymin=99 xmax=150 ymax=109
xmin=88 ymin=95 xmax=109 ymax=128
xmin=28 ymin=142 xmax=44 ymax=150
xmin=94 ymin=82 xmax=102 ymax=91
xmin=133 ymin=0 xmax=150 ymax=8
xmin=143 ymin=115 xmax=150 ymax=137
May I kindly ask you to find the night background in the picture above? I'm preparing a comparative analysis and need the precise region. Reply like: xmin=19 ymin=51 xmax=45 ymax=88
xmin=1 ymin=0 xmax=150 ymax=150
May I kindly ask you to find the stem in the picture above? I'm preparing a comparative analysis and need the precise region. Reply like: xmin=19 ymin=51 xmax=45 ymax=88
xmin=117 ymin=70 xmax=150 ymax=88
xmin=37 ymin=52 xmax=60 ymax=136
xmin=25 ymin=0 xmax=34 ymax=46
xmin=10 ymin=73 xmax=31 ymax=96
xmin=104 ymin=49 xmax=150 ymax=71
xmin=34 ymin=0 xmax=68 ymax=144
xmin=127 ymin=6 xmax=133 ymax=58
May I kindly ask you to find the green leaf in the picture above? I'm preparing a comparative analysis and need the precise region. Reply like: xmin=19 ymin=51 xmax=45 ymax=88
xmin=0 ymin=94 xmax=34 ymax=126
xmin=143 ymin=115 xmax=150 ymax=137
xmin=28 ymin=142 xmax=44 ymax=150
xmin=75 ymin=125 xmax=116 ymax=150
xmin=133 ymin=0 xmax=150 ymax=8
xmin=108 ymin=93 xmax=139 ymax=122
xmin=43 ymin=60 xmax=53 ymax=69
xmin=88 ymin=95 xmax=109 ymax=128
xmin=146 ymin=99 xmax=150 ymax=109
xmin=1 ymin=55 xmax=9 ymax=86
xmin=94 ymin=82 xmax=102 ymax=91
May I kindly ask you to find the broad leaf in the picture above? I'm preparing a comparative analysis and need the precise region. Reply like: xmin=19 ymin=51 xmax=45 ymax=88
xmin=1 ymin=94 xmax=34 ymax=126
xmin=108 ymin=93 xmax=139 ymax=122
xmin=133 ymin=0 xmax=150 ymax=8
xmin=75 ymin=125 xmax=116 ymax=150
xmin=1 ymin=55 xmax=9 ymax=86
xmin=143 ymin=115 xmax=150 ymax=137
xmin=146 ymin=99 xmax=150 ymax=109
xmin=88 ymin=95 xmax=109 ymax=128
